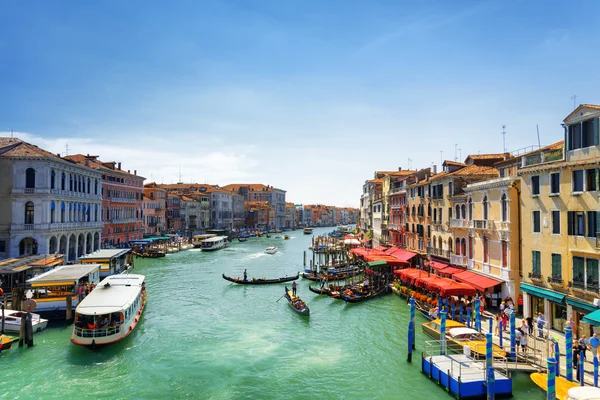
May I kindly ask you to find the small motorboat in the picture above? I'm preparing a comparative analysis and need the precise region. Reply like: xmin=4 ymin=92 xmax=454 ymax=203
xmin=0 ymin=309 xmax=49 ymax=333
xmin=284 ymin=286 xmax=310 ymax=315
xmin=265 ymin=246 xmax=278 ymax=255
xmin=284 ymin=235 xmax=290 ymax=240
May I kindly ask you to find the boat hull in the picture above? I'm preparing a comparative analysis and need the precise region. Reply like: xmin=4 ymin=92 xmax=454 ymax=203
xmin=222 ymin=273 xmax=299 ymax=285
xmin=284 ymin=288 xmax=310 ymax=315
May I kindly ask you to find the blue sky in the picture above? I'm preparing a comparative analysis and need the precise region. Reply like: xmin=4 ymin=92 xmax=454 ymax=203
xmin=2 ymin=1 xmax=600 ymax=207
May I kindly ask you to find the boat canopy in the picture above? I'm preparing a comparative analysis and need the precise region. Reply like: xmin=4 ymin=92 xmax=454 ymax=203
xmin=79 ymin=249 xmax=131 ymax=261
xmin=448 ymin=327 xmax=479 ymax=338
xmin=75 ymin=274 xmax=145 ymax=315
xmin=27 ymin=264 xmax=100 ymax=286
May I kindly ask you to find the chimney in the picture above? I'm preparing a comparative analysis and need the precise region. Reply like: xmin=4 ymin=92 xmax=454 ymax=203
xmin=134 ymin=170 xmax=137 ymax=175
xmin=398 ymin=167 xmax=402 ymax=171
xmin=118 ymin=162 xmax=122 ymax=170
xmin=128 ymin=170 xmax=130 ymax=173
xmin=85 ymin=159 xmax=89 ymax=167
xmin=433 ymin=165 xmax=437 ymax=174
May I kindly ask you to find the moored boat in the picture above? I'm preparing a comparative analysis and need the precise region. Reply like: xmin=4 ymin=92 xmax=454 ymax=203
xmin=284 ymin=235 xmax=289 ymax=240
xmin=0 ymin=334 xmax=19 ymax=350
xmin=264 ymin=246 xmax=277 ymax=254
xmin=342 ymin=286 xmax=389 ymax=303
xmin=71 ymin=274 xmax=146 ymax=347
xmin=284 ymin=286 xmax=309 ymax=315
xmin=192 ymin=234 xmax=217 ymax=248
xmin=421 ymin=319 xmax=506 ymax=358
xmin=200 ymin=236 xmax=228 ymax=251
xmin=222 ymin=273 xmax=299 ymax=285
xmin=303 ymin=228 xmax=313 ymax=235
xmin=0 ymin=309 xmax=49 ymax=333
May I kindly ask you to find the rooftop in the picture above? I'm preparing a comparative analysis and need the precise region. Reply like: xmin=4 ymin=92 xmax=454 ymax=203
xmin=79 ymin=249 xmax=131 ymax=260
xmin=27 ymin=264 xmax=100 ymax=284
xmin=64 ymin=154 xmax=145 ymax=179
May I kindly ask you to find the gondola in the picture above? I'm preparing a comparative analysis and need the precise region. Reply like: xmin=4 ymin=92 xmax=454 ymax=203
xmin=309 ymin=285 xmax=331 ymax=295
xmin=301 ymin=272 xmax=361 ymax=282
xmin=415 ymin=301 xmax=434 ymax=320
xmin=284 ymin=286 xmax=310 ymax=315
xmin=342 ymin=286 xmax=390 ymax=303
xmin=222 ymin=273 xmax=299 ymax=285
xmin=238 ymin=236 xmax=248 ymax=242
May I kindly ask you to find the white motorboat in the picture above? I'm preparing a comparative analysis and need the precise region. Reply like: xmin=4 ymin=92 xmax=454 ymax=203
xmin=200 ymin=236 xmax=228 ymax=251
xmin=0 ymin=309 xmax=49 ymax=333
xmin=264 ymin=246 xmax=278 ymax=255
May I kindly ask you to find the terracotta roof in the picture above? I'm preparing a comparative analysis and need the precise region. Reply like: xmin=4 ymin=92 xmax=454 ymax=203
xmin=369 ymin=178 xmax=383 ymax=183
xmin=221 ymin=183 xmax=283 ymax=192
xmin=180 ymin=195 xmax=195 ymax=202
xmin=64 ymin=154 xmax=145 ymax=178
xmin=429 ymin=164 xmax=499 ymax=182
xmin=464 ymin=153 xmax=512 ymax=162
xmin=564 ymin=104 xmax=600 ymax=122
xmin=442 ymin=160 xmax=466 ymax=167
xmin=0 ymin=137 xmax=64 ymax=160
xmin=389 ymin=170 xmax=417 ymax=177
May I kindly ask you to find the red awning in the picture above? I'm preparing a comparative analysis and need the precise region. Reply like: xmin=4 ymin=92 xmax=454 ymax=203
xmin=453 ymin=271 xmax=502 ymax=292
xmin=431 ymin=280 xmax=477 ymax=297
xmin=350 ymin=248 xmax=386 ymax=257
xmin=430 ymin=260 xmax=450 ymax=271
xmin=364 ymin=254 xmax=409 ymax=267
xmin=384 ymin=247 xmax=417 ymax=262
xmin=394 ymin=268 xmax=429 ymax=282
xmin=373 ymin=245 xmax=388 ymax=252
xmin=438 ymin=266 xmax=464 ymax=276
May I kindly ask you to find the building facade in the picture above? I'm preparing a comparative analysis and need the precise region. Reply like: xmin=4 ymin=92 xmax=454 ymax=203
xmin=143 ymin=183 xmax=167 ymax=236
xmin=221 ymin=184 xmax=287 ymax=229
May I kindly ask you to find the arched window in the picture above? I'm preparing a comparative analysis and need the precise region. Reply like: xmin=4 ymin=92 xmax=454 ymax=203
xmin=433 ymin=208 xmax=437 ymax=222
xmin=25 ymin=168 xmax=35 ymax=189
xmin=468 ymin=198 xmax=473 ymax=220
xmin=94 ymin=204 xmax=98 ymax=222
xmin=94 ymin=179 xmax=98 ymax=195
xmin=432 ymin=235 xmax=437 ymax=249
xmin=455 ymin=205 xmax=460 ymax=220
xmin=483 ymin=196 xmax=488 ymax=220
xmin=69 ymin=174 xmax=73 ymax=191
xmin=24 ymin=201 xmax=34 ymax=224
xmin=427 ymin=204 xmax=431 ymax=217
xmin=50 ymin=201 xmax=56 ymax=223
xmin=461 ymin=204 xmax=466 ymax=220
xmin=87 ymin=178 xmax=91 ymax=193
xmin=483 ymin=237 xmax=489 ymax=263
xmin=61 ymin=202 xmax=65 ymax=222
xmin=448 ymin=237 xmax=453 ymax=255
xmin=501 ymin=194 xmax=508 ymax=222
xmin=461 ymin=238 xmax=466 ymax=256
xmin=438 ymin=236 xmax=442 ymax=250
xmin=455 ymin=239 xmax=461 ymax=255
xmin=51 ymin=170 xmax=56 ymax=189
xmin=78 ymin=176 xmax=82 ymax=192
xmin=469 ymin=236 xmax=474 ymax=259
xmin=61 ymin=172 xmax=66 ymax=190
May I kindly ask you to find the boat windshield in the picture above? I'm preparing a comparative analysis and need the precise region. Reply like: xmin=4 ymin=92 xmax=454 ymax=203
xmin=73 ymin=312 xmax=124 ymax=337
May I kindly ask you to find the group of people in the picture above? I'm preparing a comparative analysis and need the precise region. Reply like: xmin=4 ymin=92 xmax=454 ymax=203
xmin=76 ymin=313 xmax=121 ymax=331
xmin=572 ymin=333 xmax=600 ymax=381
xmin=77 ymin=281 xmax=96 ymax=301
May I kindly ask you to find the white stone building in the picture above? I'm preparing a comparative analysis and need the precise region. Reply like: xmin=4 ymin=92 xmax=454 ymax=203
xmin=0 ymin=138 xmax=103 ymax=261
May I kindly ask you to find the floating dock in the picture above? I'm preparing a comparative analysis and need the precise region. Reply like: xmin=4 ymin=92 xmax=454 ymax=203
xmin=422 ymin=352 xmax=512 ymax=399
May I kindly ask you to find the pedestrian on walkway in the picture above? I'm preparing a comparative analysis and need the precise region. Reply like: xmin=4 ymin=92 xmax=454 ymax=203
xmin=519 ymin=328 xmax=528 ymax=353
xmin=573 ymin=340 xmax=582 ymax=381
xmin=590 ymin=333 xmax=600 ymax=358
xmin=536 ymin=313 xmax=546 ymax=338
xmin=520 ymin=319 xmax=529 ymax=335
xmin=495 ymin=313 xmax=501 ymax=336
xmin=526 ymin=314 xmax=534 ymax=335
xmin=579 ymin=335 xmax=589 ymax=360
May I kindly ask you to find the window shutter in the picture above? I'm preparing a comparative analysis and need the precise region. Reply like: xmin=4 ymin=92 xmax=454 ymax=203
xmin=568 ymin=211 xmax=573 ymax=235
xmin=567 ymin=125 xmax=572 ymax=150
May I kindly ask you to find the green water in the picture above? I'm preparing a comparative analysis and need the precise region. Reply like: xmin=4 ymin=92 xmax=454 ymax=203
xmin=1 ymin=227 xmax=541 ymax=399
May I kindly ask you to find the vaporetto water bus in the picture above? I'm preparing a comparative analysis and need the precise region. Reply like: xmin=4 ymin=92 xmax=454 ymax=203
xmin=71 ymin=274 xmax=146 ymax=347
xmin=200 ymin=236 xmax=228 ymax=251
xmin=192 ymin=234 xmax=217 ymax=248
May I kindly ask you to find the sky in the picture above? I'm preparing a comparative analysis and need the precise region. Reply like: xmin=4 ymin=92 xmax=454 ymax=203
xmin=2 ymin=1 xmax=600 ymax=207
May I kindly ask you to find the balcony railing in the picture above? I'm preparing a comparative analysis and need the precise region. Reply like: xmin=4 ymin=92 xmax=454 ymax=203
xmin=470 ymin=220 xmax=487 ymax=229
xmin=498 ymin=221 xmax=510 ymax=231
xmin=522 ymin=147 xmax=564 ymax=167
xmin=427 ymin=247 xmax=451 ymax=259
xmin=12 ymin=222 xmax=104 ymax=231
xmin=450 ymin=219 xmax=469 ymax=229
xmin=529 ymin=271 xmax=543 ymax=281
xmin=548 ymin=276 xmax=563 ymax=286
xmin=569 ymin=281 xmax=586 ymax=291
xmin=450 ymin=254 xmax=467 ymax=266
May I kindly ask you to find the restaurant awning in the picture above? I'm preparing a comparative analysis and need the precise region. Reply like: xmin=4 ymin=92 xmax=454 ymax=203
xmin=520 ymin=283 xmax=565 ymax=304
xmin=384 ymin=247 xmax=417 ymax=262
xmin=367 ymin=260 xmax=388 ymax=268
xmin=583 ymin=309 xmax=600 ymax=326
xmin=453 ymin=271 xmax=502 ymax=292
xmin=430 ymin=260 xmax=450 ymax=271
xmin=363 ymin=254 xmax=409 ymax=267
xmin=566 ymin=297 xmax=598 ymax=313
xmin=438 ymin=266 xmax=464 ymax=276
xmin=373 ymin=245 xmax=388 ymax=252
xmin=420 ymin=277 xmax=477 ymax=297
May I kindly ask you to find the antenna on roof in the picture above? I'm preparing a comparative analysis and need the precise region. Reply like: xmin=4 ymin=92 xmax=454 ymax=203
xmin=65 ymin=143 xmax=69 ymax=156
xmin=440 ymin=151 xmax=443 ymax=166
xmin=536 ymin=124 xmax=541 ymax=149
xmin=571 ymin=94 xmax=577 ymax=110
xmin=10 ymin=129 xmax=13 ymax=138
xmin=408 ymin=158 xmax=412 ymax=170
xmin=502 ymin=125 xmax=507 ymax=153
xmin=454 ymin=144 xmax=458 ymax=161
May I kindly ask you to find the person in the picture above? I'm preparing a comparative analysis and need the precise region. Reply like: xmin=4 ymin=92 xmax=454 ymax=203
xmin=566 ymin=317 xmax=576 ymax=332
xmin=573 ymin=340 xmax=582 ymax=381
xmin=429 ymin=306 xmax=439 ymax=320
xmin=78 ymin=284 xmax=84 ymax=301
xmin=292 ymin=281 xmax=297 ymax=296
xmin=590 ymin=333 xmax=600 ymax=358
xmin=579 ymin=335 xmax=588 ymax=360
xmin=479 ymin=294 xmax=485 ymax=314
xmin=520 ymin=319 xmax=529 ymax=334
xmin=526 ymin=315 xmax=534 ymax=335
xmin=501 ymin=312 xmax=509 ymax=332
xmin=515 ymin=328 xmax=523 ymax=353
xmin=499 ymin=301 xmax=506 ymax=313
xmin=495 ymin=313 xmax=502 ymax=336
xmin=537 ymin=313 xmax=546 ymax=338
xmin=99 ymin=316 xmax=109 ymax=328
xmin=321 ymin=276 xmax=326 ymax=289
xmin=519 ymin=328 xmax=528 ymax=353
xmin=243 ymin=269 xmax=247 ymax=281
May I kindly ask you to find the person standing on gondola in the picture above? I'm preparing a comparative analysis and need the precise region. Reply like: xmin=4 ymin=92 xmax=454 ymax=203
xmin=292 ymin=281 xmax=297 ymax=296
xmin=243 ymin=269 xmax=247 ymax=281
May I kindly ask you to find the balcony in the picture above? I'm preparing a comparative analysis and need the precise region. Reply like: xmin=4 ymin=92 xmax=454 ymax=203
xmin=450 ymin=254 xmax=467 ymax=267
xmin=467 ymin=259 xmax=475 ymax=269
xmin=522 ymin=147 xmax=563 ymax=168
xmin=569 ymin=281 xmax=586 ymax=292
xmin=428 ymin=247 xmax=451 ymax=259
xmin=498 ymin=221 xmax=510 ymax=231
xmin=548 ymin=276 xmax=563 ymax=287
xmin=450 ymin=219 xmax=469 ymax=229
xmin=109 ymin=197 xmax=137 ymax=204
xmin=11 ymin=222 xmax=104 ymax=231
xmin=529 ymin=271 xmax=543 ymax=282
xmin=470 ymin=220 xmax=492 ymax=230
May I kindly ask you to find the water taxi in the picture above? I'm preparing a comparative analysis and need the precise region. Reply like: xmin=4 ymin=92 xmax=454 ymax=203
xmin=0 ymin=334 xmax=19 ymax=350
xmin=71 ymin=274 xmax=146 ymax=347
xmin=422 ymin=319 xmax=506 ymax=358
xmin=26 ymin=264 xmax=101 ymax=319
xmin=264 ymin=246 xmax=278 ymax=255
xmin=79 ymin=248 xmax=133 ymax=279
xmin=192 ymin=234 xmax=217 ymax=248
xmin=0 ymin=309 xmax=48 ymax=333
xmin=200 ymin=236 xmax=228 ymax=251
xmin=303 ymin=228 xmax=313 ymax=235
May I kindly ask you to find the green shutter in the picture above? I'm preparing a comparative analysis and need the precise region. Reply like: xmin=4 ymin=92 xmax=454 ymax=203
xmin=568 ymin=211 xmax=573 ymax=235
xmin=594 ymin=118 xmax=599 ymax=146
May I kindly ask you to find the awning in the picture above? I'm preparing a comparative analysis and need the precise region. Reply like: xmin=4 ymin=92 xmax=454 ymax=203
xmin=373 ymin=245 xmax=388 ymax=252
xmin=520 ymin=283 xmax=565 ymax=304
xmin=453 ymin=271 xmax=502 ymax=292
xmin=384 ymin=247 xmax=417 ymax=262
xmin=430 ymin=260 xmax=450 ymax=271
xmin=367 ymin=260 xmax=388 ymax=268
xmin=363 ymin=255 xmax=409 ymax=267
xmin=583 ymin=309 xmax=600 ymax=326
xmin=438 ymin=266 xmax=464 ymax=276
xmin=566 ymin=297 xmax=598 ymax=313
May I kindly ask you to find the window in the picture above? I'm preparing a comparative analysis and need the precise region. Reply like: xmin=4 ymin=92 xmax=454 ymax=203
xmin=50 ymin=201 xmax=55 ymax=223
xmin=532 ymin=211 xmax=541 ymax=233
xmin=568 ymin=211 xmax=585 ymax=236
xmin=25 ymin=168 xmax=35 ymax=189
xmin=587 ymin=259 xmax=599 ymax=288
xmin=587 ymin=169 xmax=598 ymax=192
xmin=573 ymin=256 xmax=585 ymax=284
xmin=61 ymin=173 xmax=66 ymax=190
xmin=455 ymin=205 xmax=460 ymax=219
xmin=502 ymin=241 xmax=508 ymax=268
xmin=552 ymin=210 xmax=560 ymax=234
xmin=573 ymin=170 xmax=584 ymax=192
xmin=550 ymin=173 xmax=560 ymax=195
xmin=51 ymin=170 xmax=56 ymax=189
xmin=0 ymin=241 xmax=5 ymax=253
xmin=531 ymin=176 xmax=540 ymax=195
xmin=483 ymin=196 xmax=488 ymax=220
xmin=532 ymin=250 xmax=541 ymax=274
xmin=69 ymin=174 xmax=73 ymax=191
xmin=501 ymin=194 xmax=508 ymax=221
xmin=587 ymin=211 xmax=598 ymax=238
xmin=483 ymin=237 xmax=489 ymax=263
xmin=24 ymin=201 xmax=34 ymax=224
xmin=468 ymin=198 xmax=473 ymax=220
xmin=551 ymin=254 xmax=562 ymax=279
xmin=468 ymin=236 xmax=474 ymax=259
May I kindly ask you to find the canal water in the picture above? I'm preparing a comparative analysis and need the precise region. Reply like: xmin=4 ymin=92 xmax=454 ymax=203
xmin=1 ymin=227 xmax=540 ymax=399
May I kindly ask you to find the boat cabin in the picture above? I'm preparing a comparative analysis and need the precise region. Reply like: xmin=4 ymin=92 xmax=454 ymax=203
xmin=0 ymin=254 xmax=65 ymax=294
xmin=448 ymin=327 xmax=481 ymax=341
xmin=79 ymin=248 xmax=133 ymax=278
xmin=200 ymin=236 xmax=228 ymax=251
xmin=26 ymin=264 xmax=101 ymax=319
xmin=192 ymin=234 xmax=217 ymax=248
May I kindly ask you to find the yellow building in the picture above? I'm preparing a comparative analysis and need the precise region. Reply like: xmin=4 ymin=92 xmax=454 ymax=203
xmin=519 ymin=104 xmax=600 ymax=337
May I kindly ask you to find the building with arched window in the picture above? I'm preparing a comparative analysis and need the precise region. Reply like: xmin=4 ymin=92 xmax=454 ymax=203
xmin=0 ymin=138 xmax=103 ymax=261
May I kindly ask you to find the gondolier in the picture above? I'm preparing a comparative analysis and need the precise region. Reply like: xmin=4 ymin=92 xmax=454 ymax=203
xmin=292 ymin=281 xmax=297 ymax=295
xmin=243 ymin=269 xmax=247 ymax=281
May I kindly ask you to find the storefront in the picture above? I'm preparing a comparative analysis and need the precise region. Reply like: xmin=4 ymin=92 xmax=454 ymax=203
xmin=567 ymin=298 xmax=598 ymax=339
xmin=520 ymin=283 xmax=565 ymax=331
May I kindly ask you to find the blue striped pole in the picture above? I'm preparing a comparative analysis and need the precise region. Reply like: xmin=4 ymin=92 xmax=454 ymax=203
xmin=581 ymin=352 xmax=585 ymax=386
xmin=554 ymin=339 xmax=560 ymax=378
xmin=451 ymin=301 xmax=455 ymax=321
xmin=499 ymin=323 xmax=503 ymax=347
xmin=467 ymin=308 xmax=471 ymax=329
xmin=440 ymin=310 xmax=447 ymax=355
xmin=486 ymin=332 xmax=493 ymax=370
xmin=410 ymin=296 xmax=415 ymax=350
xmin=566 ymin=326 xmax=573 ymax=381
xmin=487 ymin=366 xmax=496 ymax=400
xmin=547 ymin=357 xmax=557 ymax=400
xmin=486 ymin=325 xmax=495 ymax=400
xmin=475 ymin=296 xmax=481 ymax=332
xmin=489 ymin=317 xmax=493 ymax=335
xmin=594 ymin=356 xmax=598 ymax=387
xmin=510 ymin=310 xmax=516 ymax=361
xmin=459 ymin=302 xmax=464 ymax=323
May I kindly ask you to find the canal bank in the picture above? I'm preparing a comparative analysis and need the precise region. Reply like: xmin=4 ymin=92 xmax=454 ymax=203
xmin=1 ymin=227 xmax=539 ymax=399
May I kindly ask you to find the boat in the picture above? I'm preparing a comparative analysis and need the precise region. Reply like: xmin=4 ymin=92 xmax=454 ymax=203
xmin=284 ymin=286 xmax=310 ymax=315
xmin=530 ymin=372 xmax=578 ymax=400
xmin=422 ymin=319 xmax=507 ymax=358
xmin=303 ymin=228 xmax=313 ymax=235
xmin=284 ymin=235 xmax=290 ymax=240
xmin=80 ymin=248 xmax=134 ymax=279
xmin=308 ymin=284 xmax=350 ymax=297
xmin=133 ymin=249 xmax=166 ymax=258
xmin=566 ymin=386 xmax=600 ymax=400
xmin=0 ymin=309 xmax=49 ymax=333
xmin=0 ymin=334 xmax=19 ymax=350
xmin=71 ymin=274 xmax=146 ymax=347
xmin=342 ymin=286 xmax=389 ymax=303
xmin=200 ymin=236 xmax=228 ymax=251
xmin=264 ymin=246 xmax=278 ymax=255
xmin=301 ymin=271 xmax=360 ymax=282
xmin=222 ymin=273 xmax=299 ymax=285
xmin=238 ymin=236 xmax=248 ymax=242
xmin=192 ymin=234 xmax=217 ymax=248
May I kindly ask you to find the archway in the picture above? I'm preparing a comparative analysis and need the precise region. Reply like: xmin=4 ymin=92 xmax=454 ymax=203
xmin=68 ymin=234 xmax=76 ymax=261
xmin=59 ymin=235 xmax=67 ymax=255
xmin=49 ymin=236 xmax=57 ymax=254
xmin=19 ymin=237 xmax=38 ymax=256
xmin=77 ymin=233 xmax=85 ymax=257
xmin=86 ymin=233 xmax=92 ymax=253
xmin=93 ymin=232 xmax=100 ymax=251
